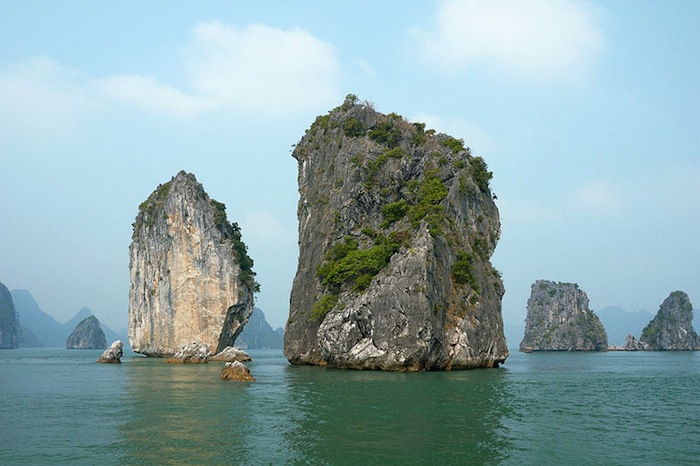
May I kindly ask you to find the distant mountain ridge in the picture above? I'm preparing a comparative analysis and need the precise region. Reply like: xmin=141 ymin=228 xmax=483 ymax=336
xmin=237 ymin=307 xmax=284 ymax=349
xmin=10 ymin=289 xmax=126 ymax=348
xmin=597 ymin=306 xmax=654 ymax=346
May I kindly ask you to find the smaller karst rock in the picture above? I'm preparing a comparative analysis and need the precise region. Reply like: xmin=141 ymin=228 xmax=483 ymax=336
xmin=639 ymin=291 xmax=699 ymax=350
xmin=97 ymin=340 xmax=124 ymax=364
xmin=624 ymin=334 xmax=647 ymax=351
xmin=220 ymin=361 xmax=255 ymax=382
xmin=66 ymin=315 xmax=107 ymax=349
xmin=520 ymin=280 xmax=608 ymax=352
xmin=166 ymin=342 xmax=210 ymax=363
xmin=210 ymin=346 xmax=252 ymax=362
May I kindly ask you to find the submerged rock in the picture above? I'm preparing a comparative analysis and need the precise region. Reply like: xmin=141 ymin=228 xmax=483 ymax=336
xmin=520 ymin=280 xmax=608 ymax=351
xmin=166 ymin=342 xmax=210 ymax=363
xmin=210 ymin=346 xmax=252 ymax=362
xmin=97 ymin=340 xmax=124 ymax=363
xmin=220 ymin=361 xmax=255 ymax=381
xmin=0 ymin=281 xmax=20 ymax=349
xmin=66 ymin=315 xmax=107 ymax=349
xmin=639 ymin=291 xmax=699 ymax=350
xmin=128 ymin=171 xmax=257 ymax=357
xmin=284 ymin=95 xmax=508 ymax=370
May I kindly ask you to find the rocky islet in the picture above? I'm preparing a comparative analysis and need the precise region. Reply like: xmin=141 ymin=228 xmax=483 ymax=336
xmin=520 ymin=280 xmax=608 ymax=351
xmin=127 ymin=171 xmax=257 ymax=357
xmin=284 ymin=95 xmax=508 ymax=370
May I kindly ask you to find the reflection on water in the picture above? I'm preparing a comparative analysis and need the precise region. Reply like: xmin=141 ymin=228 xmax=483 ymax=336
xmin=3 ymin=349 xmax=698 ymax=464
xmin=283 ymin=364 xmax=516 ymax=464
xmin=118 ymin=351 xmax=516 ymax=464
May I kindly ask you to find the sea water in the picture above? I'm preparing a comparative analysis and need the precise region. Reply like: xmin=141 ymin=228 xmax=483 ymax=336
xmin=1 ymin=348 xmax=698 ymax=465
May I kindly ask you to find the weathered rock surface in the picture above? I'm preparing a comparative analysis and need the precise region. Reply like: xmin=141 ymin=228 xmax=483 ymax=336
xmin=520 ymin=280 xmax=608 ymax=351
xmin=284 ymin=95 xmax=508 ymax=370
xmin=639 ymin=291 xmax=699 ymax=350
xmin=220 ymin=361 xmax=255 ymax=381
xmin=166 ymin=342 xmax=211 ymax=363
xmin=97 ymin=340 xmax=124 ymax=363
xmin=0 ymin=281 xmax=20 ymax=349
xmin=210 ymin=346 xmax=252 ymax=362
xmin=624 ymin=334 xmax=646 ymax=351
xmin=128 ymin=171 xmax=257 ymax=357
xmin=66 ymin=315 xmax=107 ymax=349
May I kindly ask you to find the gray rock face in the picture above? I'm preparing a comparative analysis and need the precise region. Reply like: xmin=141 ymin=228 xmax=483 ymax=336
xmin=66 ymin=315 xmax=107 ymax=349
xmin=0 ymin=281 xmax=20 ymax=349
xmin=210 ymin=346 xmax=252 ymax=362
xmin=97 ymin=340 xmax=124 ymax=363
xmin=639 ymin=291 xmax=699 ymax=350
xmin=166 ymin=342 xmax=210 ymax=363
xmin=520 ymin=280 xmax=608 ymax=351
xmin=624 ymin=334 xmax=646 ymax=351
xmin=284 ymin=95 xmax=508 ymax=370
xmin=128 ymin=171 xmax=257 ymax=357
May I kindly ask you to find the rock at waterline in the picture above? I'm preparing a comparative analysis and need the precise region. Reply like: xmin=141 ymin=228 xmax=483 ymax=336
xmin=166 ymin=342 xmax=210 ymax=364
xmin=97 ymin=340 xmax=124 ymax=364
xmin=520 ymin=280 xmax=608 ymax=352
xmin=284 ymin=95 xmax=508 ymax=371
xmin=220 ymin=361 xmax=255 ymax=382
xmin=0 ymin=280 xmax=20 ymax=349
xmin=210 ymin=346 xmax=252 ymax=362
xmin=639 ymin=291 xmax=700 ymax=350
xmin=128 ymin=171 xmax=257 ymax=357
xmin=66 ymin=315 xmax=107 ymax=349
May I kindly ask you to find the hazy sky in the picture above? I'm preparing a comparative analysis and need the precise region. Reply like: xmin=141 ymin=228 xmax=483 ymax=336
xmin=1 ymin=1 xmax=698 ymax=332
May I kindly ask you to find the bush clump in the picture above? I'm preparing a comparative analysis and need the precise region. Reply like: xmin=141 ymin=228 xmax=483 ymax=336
xmin=452 ymin=251 xmax=480 ymax=293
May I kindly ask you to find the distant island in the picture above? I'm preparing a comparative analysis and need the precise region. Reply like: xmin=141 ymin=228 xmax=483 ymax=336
xmin=520 ymin=280 xmax=607 ymax=352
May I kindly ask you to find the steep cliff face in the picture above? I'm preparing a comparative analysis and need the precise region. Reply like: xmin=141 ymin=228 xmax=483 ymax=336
xmin=128 ymin=171 xmax=257 ymax=357
xmin=66 ymin=315 xmax=107 ymax=349
xmin=0 ymin=281 xmax=20 ymax=349
xmin=520 ymin=280 xmax=608 ymax=351
xmin=639 ymin=291 xmax=699 ymax=350
xmin=284 ymin=95 xmax=507 ymax=371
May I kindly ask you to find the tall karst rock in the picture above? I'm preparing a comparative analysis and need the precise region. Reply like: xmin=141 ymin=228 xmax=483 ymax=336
xmin=520 ymin=280 xmax=608 ymax=351
xmin=0 ymin=280 xmax=21 ymax=349
xmin=284 ymin=95 xmax=508 ymax=371
xmin=128 ymin=171 xmax=257 ymax=357
xmin=639 ymin=291 xmax=699 ymax=350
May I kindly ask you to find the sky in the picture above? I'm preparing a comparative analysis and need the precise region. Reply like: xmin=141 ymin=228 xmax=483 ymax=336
xmin=1 ymin=0 xmax=698 ymax=334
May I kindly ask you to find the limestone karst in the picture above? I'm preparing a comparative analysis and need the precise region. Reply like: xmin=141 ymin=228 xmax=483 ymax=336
xmin=520 ymin=280 xmax=608 ymax=351
xmin=66 ymin=315 xmax=107 ymax=349
xmin=284 ymin=95 xmax=508 ymax=370
xmin=97 ymin=340 xmax=124 ymax=363
xmin=639 ymin=291 xmax=699 ymax=350
xmin=0 ymin=280 xmax=21 ymax=349
xmin=128 ymin=171 xmax=257 ymax=357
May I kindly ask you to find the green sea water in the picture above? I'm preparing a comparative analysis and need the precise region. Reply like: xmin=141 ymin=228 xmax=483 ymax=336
xmin=1 ymin=348 xmax=698 ymax=465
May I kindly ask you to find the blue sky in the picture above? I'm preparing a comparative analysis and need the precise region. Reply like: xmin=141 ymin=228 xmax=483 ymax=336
xmin=1 ymin=0 xmax=698 ymax=334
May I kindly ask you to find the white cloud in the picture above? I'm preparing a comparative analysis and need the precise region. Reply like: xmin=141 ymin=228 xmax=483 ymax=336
xmin=412 ymin=0 xmax=604 ymax=83
xmin=1 ymin=23 xmax=342 ymax=125
xmin=571 ymin=180 xmax=625 ymax=215
xmin=186 ymin=22 xmax=341 ymax=116
xmin=0 ymin=57 xmax=97 ymax=135
xmin=411 ymin=112 xmax=496 ymax=154
xmin=93 ymin=74 xmax=217 ymax=118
